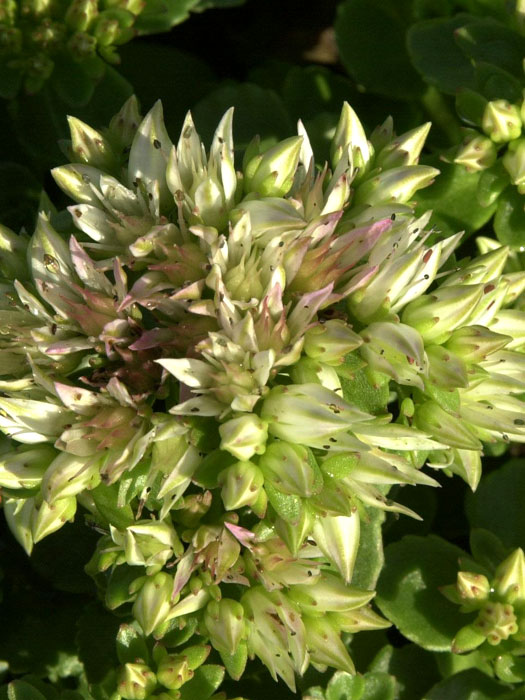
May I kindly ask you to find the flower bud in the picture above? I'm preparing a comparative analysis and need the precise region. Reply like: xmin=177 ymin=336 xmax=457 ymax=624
xmin=94 ymin=9 xmax=135 ymax=46
xmin=457 ymin=571 xmax=490 ymax=602
xmin=503 ymin=138 xmax=525 ymax=193
xmin=117 ymin=663 xmax=157 ymax=700
xmin=452 ymin=623 xmax=487 ymax=653
xmin=65 ymin=0 xmax=98 ymax=31
xmin=290 ymin=357 xmax=342 ymax=393
xmin=401 ymin=284 xmax=484 ymax=345
xmin=289 ymin=573 xmax=374 ymax=614
xmin=108 ymin=95 xmax=142 ymax=151
xmin=494 ymin=548 xmax=525 ymax=602
xmin=67 ymin=116 xmax=116 ymax=171
xmin=32 ymin=496 xmax=77 ymax=543
xmin=204 ymin=598 xmax=245 ymax=654
xmin=330 ymin=101 xmax=370 ymax=174
xmin=261 ymin=383 xmax=372 ymax=445
xmin=426 ymin=344 xmax=468 ymax=389
xmin=245 ymin=136 xmax=303 ymax=197
xmin=219 ymin=414 xmax=268 ymax=461
xmin=374 ymin=122 xmax=431 ymax=169
xmin=353 ymin=165 xmax=439 ymax=207
xmin=259 ymin=440 xmax=322 ymax=497
xmin=476 ymin=602 xmax=518 ymax=644
xmin=482 ymin=100 xmax=522 ymax=143
xmin=454 ymin=130 xmax=498 ymax=172
xmin=444 ymin=325 xmax=510 ymax=364
xmin=217 ymin=460 xmax=264 ymax=510
xmin=156 ymin=655 xmax=192 ymax=691
xmin=303 ymin=616 xmax=355 ymax=673
xmin=111 ymin=519 xmax=182 ymax=573
xmin=0 ymin=445 xmax=55 ymax=490
xmin=133 ymin=572 xmax=174 ymax=636
xmin=41 ymin=452 xmax=101 ymax=502
xmin=3 ymin=497 xmax=34 ymax=555
xmin=414 ymin=401 xmax=482 ymax=451
xmin=273 ymin=507 xmax=313 ymax=556
xmin=67 ymin=30 xmax=97 ymax=58
xmin=303 ymin=320 xmax=362 ymax=364
xmin=311 ymin=510 xmax=360 ymax=584
xmin=360 ymin=321 xmax=426 ymax=389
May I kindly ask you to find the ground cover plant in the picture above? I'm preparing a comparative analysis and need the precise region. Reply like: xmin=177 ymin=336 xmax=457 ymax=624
xmin=2 ymin=1 xmax=525 ymax=699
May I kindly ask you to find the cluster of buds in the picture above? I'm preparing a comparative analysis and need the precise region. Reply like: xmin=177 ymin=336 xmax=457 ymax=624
xmin=445 ymin=91 xmax=525 ymax=219
xmin=2 ymin=97 xmax=525 ymax=693
xmin=0 ymin=0 xmax=197 ymax=95
xmin=442 ymin=548 xmax=525 ymax=683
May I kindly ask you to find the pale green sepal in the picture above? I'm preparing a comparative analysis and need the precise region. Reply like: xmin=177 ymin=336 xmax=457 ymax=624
xmin=311 ymin=511 xmax=360 ymax=584
xmin=353 ymin=165 xmax=439 ymax=206
xmin=32 ymin=496 xmax=77 ymax=543
xmin=128 ymin=101 xmax=174 ymax=211
xmin=375 ymin=122 xmax=431 ymax=169
xmin=132 ymin=572 xmax=174 ymax=636
xmin=4 ymin=497 xmax=34 ymax=554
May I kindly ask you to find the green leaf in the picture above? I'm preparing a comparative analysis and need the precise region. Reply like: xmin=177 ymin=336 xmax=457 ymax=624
xmin=474 ymin=61 xmax=522 ymax=103
xmin=30 ymin=516 xmax=98 ymax=594
xmin=369 ymin=643 xmax=440 ymax=700
xmin=135 ymin=0 xmax=201 ymax=32
xmin=105 ymin=564 xmax=144 ymax=610
xmin=178 ymin=665 xmax=225 ymax=700
xmin=220 ymin=642 xmax=248 ymax=680
xmin=118 ymin=460 xmax=150 ymax=507
xmin=414 ymin=157 xmax=497 ymax=238
xmin=469 ymin=529 xmax=508 ymax=573
xmin=161 ymin=616 xmax=198 ymax=647
xmin=6 ymin=681 xmax=46 ymax=700
xmin=453 ymin=18 xmax=525 ymax=78
xmin=434 ymin=648 xmax=494 ymax=681
xmin=265 ymin=483 xmax=303 ymax=523
xmin=423 ymin=668 xmax=516 ymax=699
xmin=193 ymin=450 xmax=235 ymax=489
xmin=91 ymin=482 xmax=135 ymax=530
xmin=494 ymin=186 xmax=525 ymax=248
xmin=193 ymin=82 xmax=293 ymax=151
xmin=476 ymin=162 xmax=510 ymax=208
xmin=281 ymin=66 xmax=358 ymax=122
xmin=376 ymin=535 xmax=467 ymax=651
xmin=351 ymin=507 xmax=385 ymax=590
xmin=50 ymin=56 xmax=99 ymax=108
xmin=325 ymin=671 xmax=365 ymax=700
xmin=335 ymin=0 xmax=425 ymax=99
xmin=340 ymin=368 xmax=390 ymax=415
xmin=407 ymin=16 xmax=476 ymax=94
xmin=466 ymin=459 xmax=525 ymax=550
xmin=116 ymin=623 xmax=149 ymax=666
xmin=76 ymin=602 xmax=120 ymax=683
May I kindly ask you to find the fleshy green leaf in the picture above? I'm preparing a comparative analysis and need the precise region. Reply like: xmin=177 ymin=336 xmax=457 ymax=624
xmin=376 ymin=535 xmax=467 ymax=651
xmin=335 ymin=0 xmax=424 ymax=99
xmin=407 ymin=16 xmax=476 ymax=94
xmin=466 ymin=459 xmax=525 ymax=550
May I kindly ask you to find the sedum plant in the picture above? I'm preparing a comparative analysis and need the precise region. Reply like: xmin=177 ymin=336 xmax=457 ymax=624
xmin=2 ymin=97 xmax=525 ymax=694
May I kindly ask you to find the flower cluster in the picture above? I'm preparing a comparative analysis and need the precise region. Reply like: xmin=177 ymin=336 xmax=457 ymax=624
xmin=448 ymin=94 xmax=525 ymax=213
xmin=443 ymin=548 xmax=525 ymax=683
xmin=1 ymin=97 xmax=525 ymax=694
xmin=0 ymin=0 xmax=196 ymax=96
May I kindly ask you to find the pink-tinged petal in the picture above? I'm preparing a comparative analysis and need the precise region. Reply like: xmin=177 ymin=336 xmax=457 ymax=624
xmin=224 ymin=521 xmax=256 ymax=547
xmin=287 ymin=283 xmax=334 ymax=341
